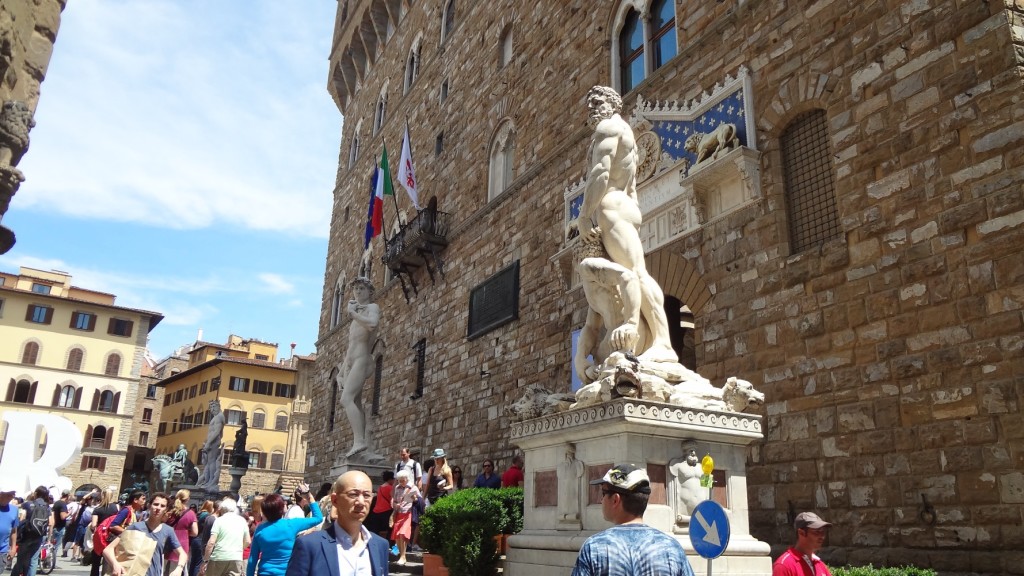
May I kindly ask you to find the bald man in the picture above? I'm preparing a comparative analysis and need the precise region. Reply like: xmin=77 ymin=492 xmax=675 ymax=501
xmin=286 ymin=471 xmax=389 ymax=576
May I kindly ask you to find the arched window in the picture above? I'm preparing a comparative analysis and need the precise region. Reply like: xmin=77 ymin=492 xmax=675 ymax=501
xmin=781 ymin=109 xmax=840 ymax=253
xmin=67 ymin=348 xmax=84 ymax=372
xmin=252 ymin=409 xmax=266 ymax=429
xmin=275 ymin=412 xmax=288 ymax=431
xmin=270 ymin=451 xmax=285 ymax=471
xmin=21 ymin=342 xmax=39 ymax=365
xmin=59 ymin=385 xmax=76 ymax=408
xmin=373 ymin=90 xmax=388 ymax=134
xmin=404 ymin=41 xmax=421 ymax=94
xmin=12 ymin=379 xmax=33 ymax=404
xmin=488 ymin=120 xmax=516 ymax=201
xmin=91 ymin=425 xmax=106 ymax=448
xmin=348 ymin=120 xmax=362 ymax=169
xmin=330 ymin=274 xmax=346 ymax=329
xmin=98 ymin=390 xmax=115 ymax=413
xmin=441 ymin=0 xmax=456 ymax=44
xmin=614 ymin=0 xmax=677 ymax=94
xmin=328 ymin=368 xmax=338 ymax=432
xmin=498 ymin=25 xmax=513 ymax=68
xmin=104 ymin=354 xmax=121 ymax=377
xmin=371 ymin=355 xmax=383 ymax=416
xmin=650 ymin=0 xmax=677 ymax=69
xmin=619 ymin=9 xmax=644 ymax=93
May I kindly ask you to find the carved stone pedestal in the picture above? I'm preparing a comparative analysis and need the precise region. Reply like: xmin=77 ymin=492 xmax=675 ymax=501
xmin=328 ymin=455 xmax=390 ymax=486
xmin=504 ymin=399 xmax=771 ymax=576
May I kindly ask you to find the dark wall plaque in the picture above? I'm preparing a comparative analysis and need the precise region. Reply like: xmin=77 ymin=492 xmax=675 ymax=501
xmin=647 ymin=463 xmax=667 ymax=506
xmin=534 ymin=470 xmax=558 ymax=507
xmin=467 ymin=261 xmax=519 ymax=339
xmin=587 ymin=463 xmax=611 ymax=505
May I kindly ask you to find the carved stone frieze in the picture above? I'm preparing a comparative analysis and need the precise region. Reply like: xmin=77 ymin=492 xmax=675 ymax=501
xmin=510 ymin=397 xmax=763 ymax=442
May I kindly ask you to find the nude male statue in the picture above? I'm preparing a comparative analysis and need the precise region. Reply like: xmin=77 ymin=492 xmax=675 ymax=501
xmin=338 ymin=277 xmax=380 ymax=457
xmin=197 ymin=399 xmax=225 ymax=489
xmin=572 ymin=86 xmax=677 ymax=379
xmin=669 ymin=446 xmax=703 ymax=526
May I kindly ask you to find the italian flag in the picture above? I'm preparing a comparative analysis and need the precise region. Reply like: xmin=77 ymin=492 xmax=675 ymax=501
xmin=371 ymin=145 xmax=395 ymax=237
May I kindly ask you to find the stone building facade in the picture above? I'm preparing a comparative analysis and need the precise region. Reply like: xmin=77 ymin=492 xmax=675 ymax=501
xmin=0 ymin=266 xmax=162 ymax=494
xmin=310 ymin=0 xmax=1024 ymax=572
xmin=0 ymin=0 xmax=65 ymax=252
xmin=153 ymin=337 xmax=310 ymax=498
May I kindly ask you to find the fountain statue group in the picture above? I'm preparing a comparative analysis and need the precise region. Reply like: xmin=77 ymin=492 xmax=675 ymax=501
xmin=153 ymin=399 xmax=235 ymax=493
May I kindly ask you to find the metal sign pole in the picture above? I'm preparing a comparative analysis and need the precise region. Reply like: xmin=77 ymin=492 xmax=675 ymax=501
xmin=707 ymin=485 xmax=713 ymax=576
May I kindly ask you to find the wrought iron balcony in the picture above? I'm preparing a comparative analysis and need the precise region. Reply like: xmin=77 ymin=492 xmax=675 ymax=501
xmin=383 ymin=209 xmax=450 ymax=299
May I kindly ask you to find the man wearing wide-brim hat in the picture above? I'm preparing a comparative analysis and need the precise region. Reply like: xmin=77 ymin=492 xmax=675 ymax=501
xmin=571 ymin=463 xmax=695 ymax=576
xmin=772 ymin=511 xmax=833 ymax=576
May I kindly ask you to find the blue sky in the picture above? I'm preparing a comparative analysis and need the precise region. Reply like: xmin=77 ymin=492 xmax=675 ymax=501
xmin=0 ymin=2 xmax=341 ymax=360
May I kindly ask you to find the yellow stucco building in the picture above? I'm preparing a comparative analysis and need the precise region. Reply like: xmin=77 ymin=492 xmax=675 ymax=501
xmin=154 ymin=336 xmax=310 ymax=497
xmin=0 ymin=266 xmax=163 ymax=493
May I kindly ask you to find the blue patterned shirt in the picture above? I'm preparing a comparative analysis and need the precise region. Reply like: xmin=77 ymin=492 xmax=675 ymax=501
xmin=572 ymin=523 xmax=696 ymax=576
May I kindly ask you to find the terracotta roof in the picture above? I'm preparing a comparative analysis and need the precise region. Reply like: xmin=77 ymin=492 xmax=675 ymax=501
xmin=0 ymin=284 xmax=164 ymax=330
xmin=155 ymin=355 xmax=297 ymax=387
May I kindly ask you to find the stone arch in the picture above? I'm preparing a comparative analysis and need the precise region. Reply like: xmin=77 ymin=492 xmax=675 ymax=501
xmin=755 ymin=73 xmax=840 ymax=142
xmin=487 ymin=118 xmax=516 ymax=200
xmin=755 ymin=72 xmax=844 ymax=255
xmin=647 ymin=250 xmax=712 ymax=316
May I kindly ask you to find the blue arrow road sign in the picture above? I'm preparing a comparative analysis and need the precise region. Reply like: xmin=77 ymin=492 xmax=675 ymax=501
xmin=688 ymin=500 xmax=731 ymax=559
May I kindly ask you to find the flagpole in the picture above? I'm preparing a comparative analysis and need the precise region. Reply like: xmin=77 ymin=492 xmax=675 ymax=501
xmin=383 ymin=139 xmax=403 ymax=232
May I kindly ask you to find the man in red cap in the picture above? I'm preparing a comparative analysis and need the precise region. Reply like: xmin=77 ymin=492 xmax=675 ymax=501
xmin=772 ymin=511 xmax=833 ymax=575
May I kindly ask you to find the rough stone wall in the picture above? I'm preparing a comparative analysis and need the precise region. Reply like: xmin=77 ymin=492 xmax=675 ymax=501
xmin=0 ymin=0 xmax=64 ymax=109
xmin=312 ymin=0 xmax=1024 ymax=573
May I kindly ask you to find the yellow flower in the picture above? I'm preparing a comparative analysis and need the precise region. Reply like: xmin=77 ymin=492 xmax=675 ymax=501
xmin=701 ymin=454 xmax=714 ymax=475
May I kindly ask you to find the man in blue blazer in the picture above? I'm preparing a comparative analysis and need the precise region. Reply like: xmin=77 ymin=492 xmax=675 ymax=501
xmin=286 ymin=471 xmax=390 ymax=576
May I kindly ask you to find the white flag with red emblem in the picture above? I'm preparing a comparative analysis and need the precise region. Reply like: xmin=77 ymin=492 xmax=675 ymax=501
xmin=397 ymin=123 xmax=421 ymax=210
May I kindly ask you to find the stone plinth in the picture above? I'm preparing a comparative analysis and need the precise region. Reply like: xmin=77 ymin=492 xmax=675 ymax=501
xmin=505 ymin=399 xmax=771 ymax=576
xmin=328 ymin=456 xmax=390 ymax=486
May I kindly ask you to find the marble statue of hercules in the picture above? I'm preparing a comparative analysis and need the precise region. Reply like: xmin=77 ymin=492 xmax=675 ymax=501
xmin=576 ymin=86 xmax=677 ymax=368
xmin=338 ymin=277 xmax=379 ymax=457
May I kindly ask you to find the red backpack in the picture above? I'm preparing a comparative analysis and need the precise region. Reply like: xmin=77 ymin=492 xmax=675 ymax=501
xmin=93 ymin=509 xmax=135 ymax=555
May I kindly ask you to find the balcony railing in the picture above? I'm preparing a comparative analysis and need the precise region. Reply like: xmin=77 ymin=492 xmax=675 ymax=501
xmin=384 ymin=209 xmax=451 ymax=299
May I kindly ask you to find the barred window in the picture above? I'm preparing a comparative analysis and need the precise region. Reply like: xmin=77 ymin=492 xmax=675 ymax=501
xmin=781 ymin=109 xmax=841 ymax=253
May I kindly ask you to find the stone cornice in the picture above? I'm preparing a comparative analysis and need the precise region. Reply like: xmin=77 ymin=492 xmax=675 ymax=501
xmin=511 ymin=398 xmax=763 ymax=448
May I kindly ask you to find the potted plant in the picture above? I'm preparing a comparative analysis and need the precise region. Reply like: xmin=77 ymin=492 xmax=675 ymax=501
xmin=419 ymin=488 xmax=523 ymax=576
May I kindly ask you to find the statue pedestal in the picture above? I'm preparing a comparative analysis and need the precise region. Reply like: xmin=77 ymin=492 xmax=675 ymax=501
xmin=329 ymin=452 xmax=390 ymax=485
xmin=504 ymin=399 xmax=771 ymax=576
xmin=228 ymin=467 xmax=248 ymax=498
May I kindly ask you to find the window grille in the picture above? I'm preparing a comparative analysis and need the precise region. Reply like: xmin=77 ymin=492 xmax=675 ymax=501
xmin=781 ymin=109 xmax=841 ymax=253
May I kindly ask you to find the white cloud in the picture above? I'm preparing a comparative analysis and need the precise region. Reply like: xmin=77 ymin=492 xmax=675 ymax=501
xmin=258 ymin=273 xmax=295 ymax=295
xmin=16 ymin=2 xmax=339 ymax=238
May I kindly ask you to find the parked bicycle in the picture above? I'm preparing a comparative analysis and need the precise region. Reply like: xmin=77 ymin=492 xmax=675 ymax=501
xmin=37 ymin=535 xmax=55 ymax=575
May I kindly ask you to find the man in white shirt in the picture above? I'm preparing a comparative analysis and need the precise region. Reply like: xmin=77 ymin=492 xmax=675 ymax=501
xmin=394 ymin=448 xmax=421 ymax=486
xmin=199 ymin=499 xmax=250 ymax=576
xmin=286 ymin=471 xmax=389 ymax=576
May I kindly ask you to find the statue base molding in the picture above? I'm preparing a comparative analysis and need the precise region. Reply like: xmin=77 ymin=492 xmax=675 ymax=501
xmin=329 ymin=453 xmax=390 ymax=485
xmin=505 ymin=398 xmax=771 ymax=576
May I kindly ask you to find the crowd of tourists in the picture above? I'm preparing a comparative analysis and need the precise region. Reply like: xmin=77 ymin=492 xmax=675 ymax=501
xmin=0 ymin=448 xmax=527 ymax=576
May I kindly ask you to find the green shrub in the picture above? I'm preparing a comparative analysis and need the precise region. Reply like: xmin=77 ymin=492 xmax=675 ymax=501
xmin=419 ymin=487 xmax=523 ymax=576
xmin=831 ymin=565 xmax=937 ymax=576
xmin=494 ymin=487 xmax=524 ymax=534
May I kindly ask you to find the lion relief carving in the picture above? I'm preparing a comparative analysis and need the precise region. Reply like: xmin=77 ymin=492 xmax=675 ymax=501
xmin=684 ymin=122 xmax=737 ymax=166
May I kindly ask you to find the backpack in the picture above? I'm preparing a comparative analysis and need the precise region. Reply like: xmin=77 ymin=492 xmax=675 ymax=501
xmin=21 ymin=500 xmax=50 ymax=539
xmin=93 ymin=508 xmax=134 ymax=555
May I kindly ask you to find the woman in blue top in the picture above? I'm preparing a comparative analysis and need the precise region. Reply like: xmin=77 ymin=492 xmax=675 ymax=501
xmin=245 ymin=491 xmax=321 ymax=576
